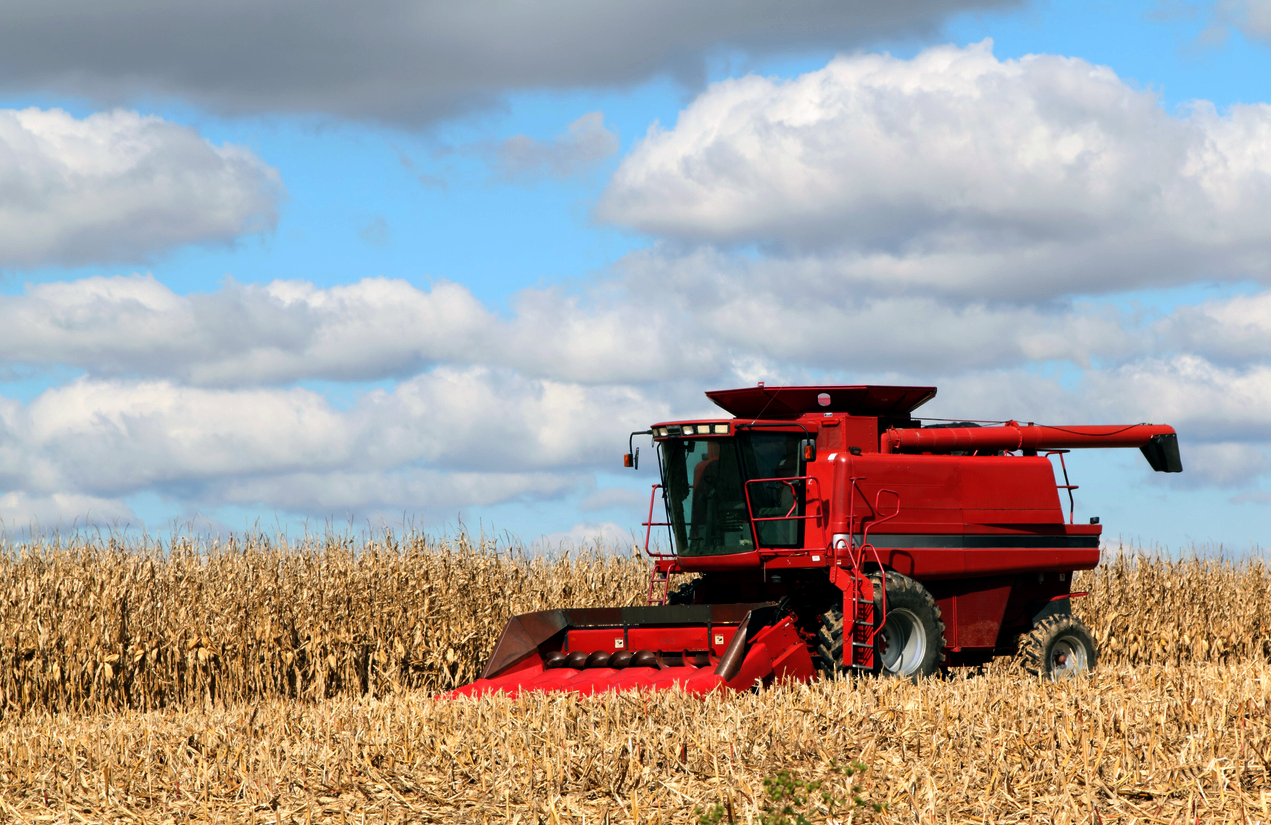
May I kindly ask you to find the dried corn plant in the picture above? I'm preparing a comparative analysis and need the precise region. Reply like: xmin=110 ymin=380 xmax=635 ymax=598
xmin=2 ymin=532 xmax=1270 ymax=719
xmin=1 ymin=663 xmax=1269 ymax=823
xmin=1074 ymin=545 xmax=1271 ymax=664
xmin=0 ymin=532 xmax=646 ymax=715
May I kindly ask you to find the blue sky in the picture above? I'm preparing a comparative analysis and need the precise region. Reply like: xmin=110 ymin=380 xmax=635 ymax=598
xmin=1 ymin=0 xmax=1270 ymax=551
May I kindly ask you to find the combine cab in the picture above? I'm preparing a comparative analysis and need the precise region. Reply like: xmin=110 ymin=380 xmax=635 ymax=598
xmin=453 ymin=384 xmax=1182 ymax=697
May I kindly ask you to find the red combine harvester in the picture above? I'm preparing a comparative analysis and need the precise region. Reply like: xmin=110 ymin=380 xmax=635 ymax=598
xmin=452 ymin=384 xmax=1181 ymax=697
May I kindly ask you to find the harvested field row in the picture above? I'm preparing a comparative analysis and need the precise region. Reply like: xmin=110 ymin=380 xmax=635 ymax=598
xmin=1 ymin=533 xmax=1269 ymax=714
xmin=1 ymin=662 xmax=1269 ymax=823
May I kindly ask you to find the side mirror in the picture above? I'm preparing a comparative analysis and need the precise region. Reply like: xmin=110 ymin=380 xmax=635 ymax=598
xmin=802 ymin=439 xmax=816 ymax=462
xmin=624 ymin=447 xmax=639 ymax=470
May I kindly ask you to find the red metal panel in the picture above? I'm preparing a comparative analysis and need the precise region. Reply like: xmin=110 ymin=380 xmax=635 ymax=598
xmin=883 ymin=548 xmax=963 ymax=578
xmin=960 ymin=458 xmax=1062 ymax=513
xmin=565 ymin=628 xmax=632 ymax=654
xmin=962 ymin=548 xmax=1100 ymax=577
xmin=853 ymin=456 xmax=963 ymax=511
xmin=626 ymin=627 xmax=710 ymax=651
xmin=963 ymin=509 xmax=1064 ymax=524
xmin=562 ymin=626 xmax=739 ymax=655
xmin=759 ymin=618 xmax=817 ymax=683
xmin=952 ymin=581 xmax=1013 ymax=648
xmin=706 ymin=385 xmax=936 ymax=419
xmin=815 ymin=418 xmax=845 ymax=452
xmin=838 ymin=417 xmax=880 ymax=453
xmin=673 ymin=550 xmax=762 ymax=572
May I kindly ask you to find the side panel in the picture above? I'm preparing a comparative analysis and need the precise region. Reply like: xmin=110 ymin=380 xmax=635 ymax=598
xmin=926 ymin=577 xmax=1012 ymax=649
xmin=927 ymin=574 xmax=1077 ymax=651
xmin=840 ymin=417 xmax=880 ymax=453
xmin=868 ymin=544 xmax=1099 ymax=581
xmin=846 ymin=454 xmax=1066 ymax=528
xmin=960 ymin=457 xmax=1064 ymax=520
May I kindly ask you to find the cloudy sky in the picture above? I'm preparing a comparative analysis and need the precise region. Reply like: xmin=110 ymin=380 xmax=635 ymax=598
xmin=2 ymin=0 xmax=1270 ymax=549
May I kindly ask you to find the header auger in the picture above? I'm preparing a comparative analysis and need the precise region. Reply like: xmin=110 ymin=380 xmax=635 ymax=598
xmin=450 ymin=384 xmax=1181 ymax=698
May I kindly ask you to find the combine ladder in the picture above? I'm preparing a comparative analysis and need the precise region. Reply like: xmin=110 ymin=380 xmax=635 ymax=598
xmin=829 ymin=546 xmax=877 ymax=670
xmin=828 ymin=482 xmax=900 ymax=671
xmin=843 ymin=573 xmax=876 ymax=669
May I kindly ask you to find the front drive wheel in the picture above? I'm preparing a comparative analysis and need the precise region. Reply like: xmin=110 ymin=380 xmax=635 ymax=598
xmin=816 ymin=571 xmax=945 ymax=680
xmin=873 ymin=572 xmax=946 ymax=680
xmin=1020 ymin=614 xmax=1097 ymax=679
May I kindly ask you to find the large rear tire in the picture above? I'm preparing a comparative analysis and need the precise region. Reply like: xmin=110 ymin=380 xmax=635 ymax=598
xmin=817 ymin=572 xmax=946 ymax=680
xmin=1020 ymin=614 xmax=1097 ymax=680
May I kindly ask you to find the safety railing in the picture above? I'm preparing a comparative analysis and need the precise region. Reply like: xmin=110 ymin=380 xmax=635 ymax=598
xmin=742 ymin=475 xmax=822 ymax=555
xmin=641 ymin=483 xmax=674 ymax=558
xmin=830 ymin=478 xmax=902 ymax=665
xmin=742 ymin=476 xmax=821 ymax=522
xmin=1044 ymin=450 xmax=1078 ymax=524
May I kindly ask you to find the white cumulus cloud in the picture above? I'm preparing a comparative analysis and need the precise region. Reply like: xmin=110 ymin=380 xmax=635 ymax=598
xmin=0 ymin=108 xmax=282 ymax=269
xmin=599 ymin=42 xmax=1271 ymax=301
xmin=0 ymin=369 xmax=671 ymax=520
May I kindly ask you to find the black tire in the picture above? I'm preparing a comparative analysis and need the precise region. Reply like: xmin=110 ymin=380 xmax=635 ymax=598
xmin=1020 ymin=614 xmax=1097 ymax=679
xmin=816 ymin=571 xmax=946 ymax=680
xmin=814 ymin=607 xmax=846 ymax=677
xmin=666 ymin=578 xmax=701 ymax=605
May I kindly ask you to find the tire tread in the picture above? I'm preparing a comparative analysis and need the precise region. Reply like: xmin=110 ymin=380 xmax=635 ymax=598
xmin=1019 ymin=613 xmax=1097 ymax=679
xmin=817 ymin=571 xmax=946 ymax=679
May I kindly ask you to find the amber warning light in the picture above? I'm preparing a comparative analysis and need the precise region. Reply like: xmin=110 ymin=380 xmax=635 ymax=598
xmin=625 ymin=429 xmax=652 ymax=470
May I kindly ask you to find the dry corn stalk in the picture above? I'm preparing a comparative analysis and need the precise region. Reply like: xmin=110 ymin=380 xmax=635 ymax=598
xmin=0 ymin=532 xmax=1267 ymax=716
xmin=0 ymin=531 xmax=645 ymax=715
xmin=0 ymin=663 xmax=1268 ymax=823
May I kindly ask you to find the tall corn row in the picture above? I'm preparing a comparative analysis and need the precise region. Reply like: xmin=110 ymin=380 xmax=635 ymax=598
xmin=0 ymin=532 xmax=646 ymax=716
xmin=1074 ymin=548 xmax=1271 ymax=664
xmin=3 ymin=533 xmax=1270 ymax=716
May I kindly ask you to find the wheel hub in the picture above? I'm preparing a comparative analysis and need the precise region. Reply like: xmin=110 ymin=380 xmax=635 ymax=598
xmin=1049 ymin=634 xmax=1090 ymax=678
xmin=878 ymin=607 xmax=926 ymax=677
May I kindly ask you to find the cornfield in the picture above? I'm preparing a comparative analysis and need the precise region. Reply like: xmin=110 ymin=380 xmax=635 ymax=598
xmin=1 ymin=533 xmax=1270 ymax=822
xmin=1 ymin=664 xmax=1269 ymax=822
xmin=0 ymin=531 xmax=647 ymax=714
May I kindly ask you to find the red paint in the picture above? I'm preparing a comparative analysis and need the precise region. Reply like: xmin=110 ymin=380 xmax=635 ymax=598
xmin=451 ymin=383 xmax=1180 ymax=697
xmin=882 ymin=422 xmax=1178 ymax=453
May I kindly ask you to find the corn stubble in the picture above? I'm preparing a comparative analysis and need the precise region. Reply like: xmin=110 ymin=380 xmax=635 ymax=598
xmin=1 ymin=535 xmax=1269 ymax=823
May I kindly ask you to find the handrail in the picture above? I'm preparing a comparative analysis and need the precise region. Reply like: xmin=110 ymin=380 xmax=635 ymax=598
xmin=857 ymin=488 xmax=901 ymax=636
xmin=1043 ymin=450 xmax=1078 ymax=525
xmin=860 ymin=488 xmax=901 ymax=550
xmin=742 ymin=475 xmax=822 ymax=522
xmin=830 ymin=477 xmax=903 ymax=660
xmin=642 ymin=484 xmax=674 ymax=558
xmin=741 ymin=475 xmax=819 ymax=554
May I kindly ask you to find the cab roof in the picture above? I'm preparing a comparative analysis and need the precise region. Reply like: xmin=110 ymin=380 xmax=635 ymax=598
xmin=706 ymin=384 xmax=937 ymax=419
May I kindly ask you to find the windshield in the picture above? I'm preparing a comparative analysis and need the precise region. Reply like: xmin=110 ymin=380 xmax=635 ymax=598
xmin=659 ymin=432 xmax=805 ymax=556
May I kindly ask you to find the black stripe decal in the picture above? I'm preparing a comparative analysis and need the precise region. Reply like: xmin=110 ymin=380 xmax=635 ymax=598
xmin=856 ymin=534 xmax=1100 ymax=550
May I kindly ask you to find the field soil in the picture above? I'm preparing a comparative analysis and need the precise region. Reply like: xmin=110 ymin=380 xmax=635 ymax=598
xmin=1 ymin=534 xmax=1269 ymax=823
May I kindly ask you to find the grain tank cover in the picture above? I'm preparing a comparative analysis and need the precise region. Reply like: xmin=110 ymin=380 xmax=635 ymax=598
xmin=706 ymin=385 xmax=937 ymax=419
